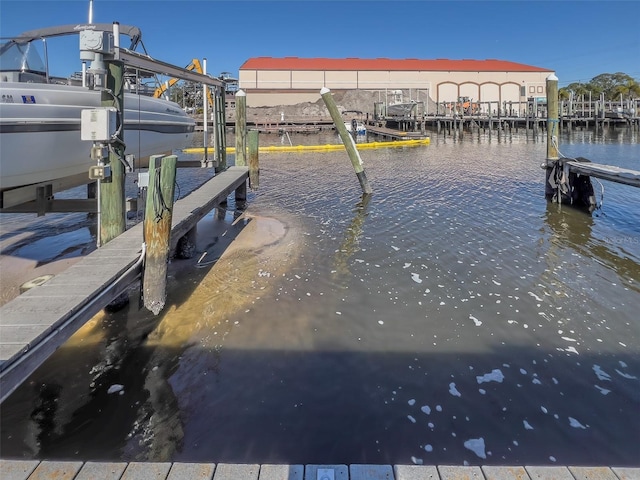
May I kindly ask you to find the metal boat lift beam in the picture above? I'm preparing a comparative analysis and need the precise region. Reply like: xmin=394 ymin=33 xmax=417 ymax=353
xmin=115 ymin=48 xmax=224 ymax=88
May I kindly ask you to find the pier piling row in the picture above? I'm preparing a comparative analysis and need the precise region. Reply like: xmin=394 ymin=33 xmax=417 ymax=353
xmin=0 ymin=166 xmax=249 ymax=403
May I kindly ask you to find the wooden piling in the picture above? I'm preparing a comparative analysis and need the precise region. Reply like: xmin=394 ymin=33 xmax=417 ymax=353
xmin=545 ymin=74 xmax=560 ymax=200
xmin=235 ymin=89 xmax=247 ymax=166
xmin=248 ymin=129 xmax=259 ymax=190
xmin=202 ymin=58 xmax=210 ymax=166
xmin=320 ymin=87 xmax=373 ymax=194
xmin=216 ymin=88 xmax=227 ymax=172
xmin=100 ymin=60 xmax=126 ymax=246
xmin=143 ymin=155 xmax=178 ymax=315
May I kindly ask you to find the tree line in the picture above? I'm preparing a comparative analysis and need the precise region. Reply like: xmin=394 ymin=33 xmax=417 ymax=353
xmin=559 ymin=73 xmax=640 ymax=101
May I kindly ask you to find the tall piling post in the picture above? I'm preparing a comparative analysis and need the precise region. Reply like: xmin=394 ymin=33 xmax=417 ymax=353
xmin=320 ymin=87 xmax=373 ymax=194
xmin=143 ymin=155 xmax=178 ymax=315
xmin=202 ymin=58 xmax=210 ymax=166
xmin=545 ymin=74 xmax=560 ymax=201
xmin=248 ymin=129 xmax=260 ymax=190
xmin=216 ymin=87 xmax=227 ymax=172
xmin=100 ymin=59 xmax=126 ymax=245
xmin=235 ymin=90 xmax=247 ymax=166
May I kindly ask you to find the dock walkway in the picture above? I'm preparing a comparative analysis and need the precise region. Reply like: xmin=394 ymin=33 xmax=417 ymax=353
xmin=2 ymin=460 xmax=639 ymax=480
xmin=563 ymin=159 xmax=640 ymax=188
xmin=366 ymin=124 xmax=428 ymax=140
xmin=0 ymin=166 xmax=249 ymax=402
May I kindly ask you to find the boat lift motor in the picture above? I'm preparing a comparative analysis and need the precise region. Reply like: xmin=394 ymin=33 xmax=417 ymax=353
xmin=79 ymin=29 xmax=113 ymax=89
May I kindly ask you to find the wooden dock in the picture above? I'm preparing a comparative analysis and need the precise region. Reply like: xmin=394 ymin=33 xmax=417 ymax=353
xmin=562 ymin=159 xmax=640 ymax=188
xmin=366 ymin=124 xmax=428 ymax=140
xmin=2 ymin=460 xmax=639 ymax=480
xmin=0 ymin=166 xmax=249 ymax=403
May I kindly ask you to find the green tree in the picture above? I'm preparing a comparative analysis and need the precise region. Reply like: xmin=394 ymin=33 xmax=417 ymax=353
xmin=559 ymin=72 xmax=639 ymax=101
xmin=559 ymin=82 xmax=592 ymax=101
xmin=588 ymin=72 xmax=639 ymax=100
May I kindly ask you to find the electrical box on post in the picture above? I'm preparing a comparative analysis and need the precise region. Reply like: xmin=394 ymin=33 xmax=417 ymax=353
xmin=81 ymin=108 xmax=117 ymax=142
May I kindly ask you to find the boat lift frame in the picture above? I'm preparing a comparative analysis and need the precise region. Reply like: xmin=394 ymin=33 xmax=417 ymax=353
xmin=0 ymin=23 xmax=224 ymax=214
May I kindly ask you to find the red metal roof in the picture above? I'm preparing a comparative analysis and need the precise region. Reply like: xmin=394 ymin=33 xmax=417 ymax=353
xmin=239 ymin=57 xmax=550 ymax=72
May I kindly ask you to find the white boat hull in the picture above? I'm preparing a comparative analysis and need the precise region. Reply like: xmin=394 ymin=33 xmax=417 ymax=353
xmin=0 ymin=82 xmax=195 ymax=192
xmin=387 ymin=102 xmax=417 ymax=117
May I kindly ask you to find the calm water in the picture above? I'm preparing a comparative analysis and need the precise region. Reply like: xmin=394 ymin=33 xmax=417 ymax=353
xmin=1 ymin=127 xmax=639 ymax=466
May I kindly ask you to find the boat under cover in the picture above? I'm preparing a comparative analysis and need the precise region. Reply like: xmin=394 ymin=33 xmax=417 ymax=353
xmin=0 ymin=82 xmax=195 ymax=191
xmin=0 ymin=23 xmax=196 ymax=194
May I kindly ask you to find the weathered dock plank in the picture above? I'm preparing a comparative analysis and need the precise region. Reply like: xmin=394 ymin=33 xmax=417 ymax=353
xmin=438 ymin=465 xmax=484 ymax=479
xmin=366 ymin=124 xmax=427 ymax=140
xmin=568 ymin=466 xmax=621 ymax=480
xmin=350 ymin=464 xmax=394 ymax=480
xmin=0 ymin=460 xmax=39 ymax=480
xmin=166 ymin=462 xmax=216 ymax=480
xmin=27 ymin=460 xmax=83 ymax=479
xmin=481 ymin=466 xmax=530 ymax=480
xmin=565 ymin=160 xmax=640 ymax=187
xmin=170 ymin=166 xmax=249 ymax=249
xmin=0 ymin=167 xmax=249 ymax=402
xmin=612 ymin=467 xmax=640 ymax=480
xmin=75 ymin=461 xmax=128 ymax=480
xmin=1 ymin=461 xmax=639 ymax=480
xmin=394 ymin=465 xmax=440 ymax=479
xmin=258 ymin=464 xmax=304 ymax=480
xmin=524 ymin=466 xmax=574 ymax=480
xmin=305 ymin=465 xmax=349 ymax=480
xmin=213 ymin=463 xmax=260 ymax=480
xmin=120 ymin=462 xmax=173 ymax=480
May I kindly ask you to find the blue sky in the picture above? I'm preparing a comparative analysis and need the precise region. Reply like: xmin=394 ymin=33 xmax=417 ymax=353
xmin=1 ymin=0 xmax=638 ymax=87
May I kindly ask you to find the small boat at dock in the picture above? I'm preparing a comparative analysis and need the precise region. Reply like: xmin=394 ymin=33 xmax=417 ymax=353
xmin=385 ymin=89 xmax=418 ymax=117
xmin=344 ymin=118 xmax=367 ymax=135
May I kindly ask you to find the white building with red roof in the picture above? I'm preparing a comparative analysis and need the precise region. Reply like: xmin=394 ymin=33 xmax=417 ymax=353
xmin=238 ymin=57 xmax=554 ymax=108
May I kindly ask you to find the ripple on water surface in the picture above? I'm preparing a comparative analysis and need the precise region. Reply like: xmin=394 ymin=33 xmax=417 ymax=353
xmin=1 ymin=131 xmax=639 ymax=466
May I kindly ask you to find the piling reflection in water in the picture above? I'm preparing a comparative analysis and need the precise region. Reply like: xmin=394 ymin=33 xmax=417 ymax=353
xmin=0 ymin=129 xmax=638 ymax=466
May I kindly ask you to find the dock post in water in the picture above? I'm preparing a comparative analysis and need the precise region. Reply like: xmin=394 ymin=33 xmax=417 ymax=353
xmin=320 ymin=87 xmax=373 ymax=194
xmin=544 ymin=75 xmax=596 ymax=209
xmin=545 ymin=74 xmax=561 ymax=202
xmin=100 ymin=59 xmax=126 ymax=245
xmin=248 ymin=129 xmax=260 ymax=190
xmin=202 ymin=58 xmax=211 ymax=167
xmin=143 ymin=155 xmax=178 ymax=315
xmin=235 ymin=89 xmax=247 ymax=166
xmin=215 ymin=88 xmax=227 ymax=172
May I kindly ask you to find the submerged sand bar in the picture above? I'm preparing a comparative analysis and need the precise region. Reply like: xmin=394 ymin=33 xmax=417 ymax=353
xmin=0 ymin=166 xmax=249 ymax=402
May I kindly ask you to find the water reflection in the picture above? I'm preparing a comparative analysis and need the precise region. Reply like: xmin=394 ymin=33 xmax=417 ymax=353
xmin=1 ymin=129 xmax=638 ymax=466
xmin=332 ymin=193 xmax=372 ymax=282
xmin=544 ymin=202 xmax=640 ymax=293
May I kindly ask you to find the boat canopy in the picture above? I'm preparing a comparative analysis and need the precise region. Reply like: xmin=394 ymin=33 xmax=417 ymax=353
xmin=0 ymin=23 xmax=143 ymax=83
xmin=2 ymin=24 xmax=142 ymax=50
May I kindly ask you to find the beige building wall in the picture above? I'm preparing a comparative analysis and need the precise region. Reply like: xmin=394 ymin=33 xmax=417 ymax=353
xmin=239 ymin=68 xmax=553 ymax=108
